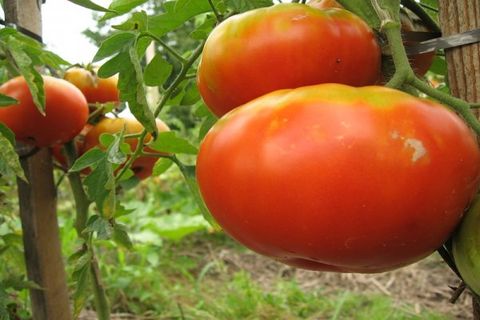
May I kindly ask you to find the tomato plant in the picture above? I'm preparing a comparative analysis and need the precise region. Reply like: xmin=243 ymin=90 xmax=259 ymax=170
xmin=51 ymin=124 xmax=93 ymax=170
xmin=64 ymin=67 xmax=119 ymax=104
xmin=82 ymin=117 xmax=169 ymax=180
xmin=197 ymin=84 xmax=480 ymax=273
xmin=0 ymin=76 xmax=89 ymax=147
xmin=197 ymin=3 xmax=381 ymax=117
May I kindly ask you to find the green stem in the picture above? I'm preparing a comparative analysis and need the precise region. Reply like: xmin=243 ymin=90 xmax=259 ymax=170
xmin=141 ymin=32 xmax=187 ymax=65
xmin=115 ymin=40 xmax=205 ymax=183
xmin=401 ymin=0 xmax=441 ymax=33
xmin=207 ymin=0 xmax=222 ymax=22
xmin=409 ymin=78 xmax=480 ymax=135
xmin=384 ymin=23 xmax=416 ymax=88
xmin=64 ymin=141 xmax=111 ymax=320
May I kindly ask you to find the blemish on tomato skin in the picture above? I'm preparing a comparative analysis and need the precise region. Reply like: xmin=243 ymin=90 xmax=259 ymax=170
xmin=404 ymin=138 xmax=427 ymax=162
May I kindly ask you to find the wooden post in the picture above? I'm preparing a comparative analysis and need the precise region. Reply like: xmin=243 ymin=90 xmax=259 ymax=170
xmin=438 ymin=1 xmax=480 ymax=319
xmin=5 ymin=1 xmax=72 ymax=319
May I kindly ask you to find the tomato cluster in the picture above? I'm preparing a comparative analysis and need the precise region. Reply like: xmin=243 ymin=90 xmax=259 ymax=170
xmin=196 ymin=3 xmax=480 ymax=273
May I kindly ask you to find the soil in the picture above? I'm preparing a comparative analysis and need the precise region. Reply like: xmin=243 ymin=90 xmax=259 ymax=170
xmin=80 ymin=236 xmax=474 ymax=319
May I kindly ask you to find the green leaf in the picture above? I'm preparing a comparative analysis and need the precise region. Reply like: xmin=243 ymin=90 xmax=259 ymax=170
xmin=93 ymin=32 xmax=135 ymax=62
xmin=67 ymin=0 xmax=116 ymax=12
xmin=101 ymin=0 xmax=149 ymax=21
xmin=149 ymin=0 xmax=217 ymax=37
xmin=191 ymin=14 xmax=217 ymax=40
xmin=97 ymin=51 xmax=130 ymax=78
xmin=117 ymin=45 xmax=157 ymax=135
xmin=224 ymin=0 xmax=273 ymax=12
xmin=150 ymin=213 xmax=210 ymax=241
xmin=113 ymin=11 xmax=148 ymax=32
xmin=70 ymin=147 xmax=106 ymax=172
xmin=0 ymin=123 xmax=14 ymax=145
xmin=85 ymin=215 xmax=113 ymax=240
xmin=72 ymin=262 xmax=91 ymax=318
xmin=149 ymin=131 xmax=198 ymax=154
xmin=152 ymin=158 xmax=173 ymax=176
xmin=429 ymin=55 xmax=447 ymax=76
xmin=336 ymin=0 xmax=382 ymax=30
xmin=0 ymin=93 xmax=17 ymax=106
xmin=199 ymin=113 xmax=217 ymax=140
xmin=144 ymin=53 xmax=173 ymax=87
xmin=84 ymin=158 xmax=114 ymax=211
xmin=105 ymin=132 xmax=128 ymax=165
xmin=0 ymin=128 xmax=25 ymax=180
xmin=112 ymin=223 xmax=133 ymax=249
xmin=6 ymin=37 xmax=45 ymax=114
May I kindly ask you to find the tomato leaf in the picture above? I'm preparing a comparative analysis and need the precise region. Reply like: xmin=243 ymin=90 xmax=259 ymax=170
xmin=5 ymin=37 xmax=45 ymax=114
xmin=84 ymin=158 xmax=115 ymax=212
xmin=336 ymin=0 xmax=382 ymax=30
xmin=113 ymin=11 xmax=148 ymax=32
xmin=149 ymin=0 xmax=220 ymax=37
xmin=224 ymin=0 xmax=273 ymax=12
xmin=112 ymin=223 xmax=133 ymax=249
xmin=0 ymin=125 xmax=26 ymax=181
xmin=117 ymin=44 xmax=157 ymax=136
xmin=71 ymin=253 xmax=91 ymax=318
xmin=97 ymin=51 xmax=130 ymax=78
xmin=152 ymin=158 xmax=173 ymax=176
xmin=144 ymin=53 xmax=173 ymax=87
xmin=67 ymin=0 xmax=116 ymax=12
xmin=93 ymin=32 xmax=136 ymax=62
xmin=149 ymin=131 xmax=198 ymax=154
xmin=101 ymin=0 xmax=149 ymax=21
xmin=70 ymin=147 xmax=105 ymax=172
xmin=0 ymin=93 xmax=17 ymax=107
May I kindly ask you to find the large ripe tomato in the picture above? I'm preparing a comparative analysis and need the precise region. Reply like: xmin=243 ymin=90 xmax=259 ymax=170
xmin=197 ymin=3 xmax=381 ymax=117
xmin=197 ymin=84 xmax=480 ymax=273
xmin=64 ymin=67 xmax=119 ymax=104
xmin=82 ymin=117 xmax=169 ymax=180
xmin=308 ymin=0 xmax=435 ymax=77
xmin=0 ymin=76 xmax=89 ymax=147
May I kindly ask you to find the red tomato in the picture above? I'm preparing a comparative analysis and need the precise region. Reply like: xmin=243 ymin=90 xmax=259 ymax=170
xmin=197 ymin=3 xmax=381 ymax=117
xmin=0 ymin=76 xmax=89 ymax=147
xmin=308 ymin=0 xmax=435 ymax=77
xmin=64 ymin=67 xmax=119 ymax=104
xmin=82 ymin=117 xmax=169 ymax=180
xmin=197 ymin=84 xmax=480 ymax=273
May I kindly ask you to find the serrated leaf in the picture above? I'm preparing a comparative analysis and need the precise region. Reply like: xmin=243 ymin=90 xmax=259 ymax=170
xmin=144 ymin=53 xmax=173 ymax=87
xmin=113 ymin=11 xmax=148 ymax=32
xmin=0 ymin=93 xmax=17 ymax=106
xmin=84 ymin=158 xmax=114 ymax=211
xmin=97 ymin=51 xmax=130 ymax=78
xmin=70 ymin=147 xmax=106 ymax=172
xmin=117 ymin=45 xmax=157 ymax=135
xmin=224 ymin=0 xmax=272 ymax=12
xmin=67 ymin=0 xmax=116 ymax=12
xmin=149 ymin=0 xmax=218 ymax=37
xmin=149 ymin=131 xmax=198 ymax=154
xmin=73 ymin=263 xmax=91 ymax=318
xmin=85 ymin=216 xmax=113 ymax=240
xmin=6 ymin=37 xmax=45 ymax=114
xmin=105 ymin=132 xmax=128 ymax=165
xmin=73 ymin=251 xmax=92 ymax=272
xmin=152 ymin=158 xmax=173 ymax=176
xmin=93 ymin=32 xmax=135 ymax=62
xmin=0 ymin=132 xmax=25 ymax=180
xmin=101 ymin=0 xmax=149 ymax=21
xmin=112 ymin=223 xmax=133 ymax=249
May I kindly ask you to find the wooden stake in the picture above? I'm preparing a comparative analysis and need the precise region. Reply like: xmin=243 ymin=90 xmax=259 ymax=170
xmin=438 ymin=1 xmax=480 ymax=319
xmin=5 ymin=0 xmax=72 ymax=319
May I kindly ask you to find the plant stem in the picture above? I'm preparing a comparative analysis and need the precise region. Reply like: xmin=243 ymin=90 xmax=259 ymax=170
xmin=64 ymin=141 xmax=111 ymax=320
xmin=207 ymin=0 xmax=222 ymax=22
xmin=401 ymin=0 xmax=441 ymax=33
xmin=141 ymin=32 xmax=187 ymax=65
xmin=115 ymin=40 xmax=206 ymax=183
xmin=383 ymin=23 xmax=416 ymax=88
xmin=409 ymin=78 xmax=480 ymax=135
